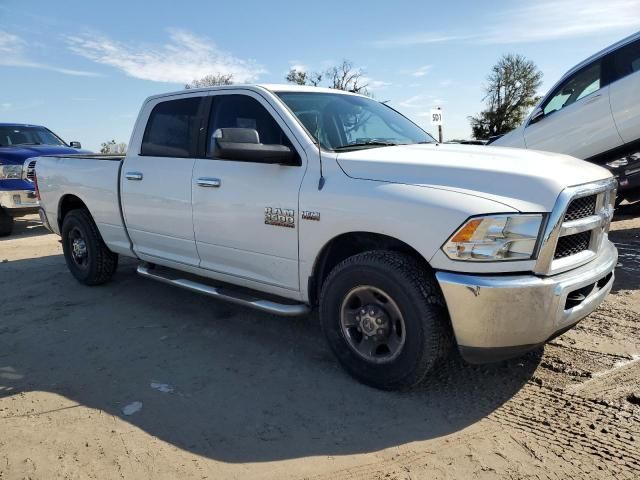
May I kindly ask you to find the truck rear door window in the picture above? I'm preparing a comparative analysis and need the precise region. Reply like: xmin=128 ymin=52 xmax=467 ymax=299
xmin=141 ymin=97 xmax=202 ymax=157
xmin=610 ymin=39 xmax=640 ymax=81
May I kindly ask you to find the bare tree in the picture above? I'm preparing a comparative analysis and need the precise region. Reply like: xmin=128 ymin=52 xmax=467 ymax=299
xmin=185 ymin=73 xmax=234 ymax=89
xmin=284 ymin=60 xmax=370 ymax=96
xmin=469 ymin=54 xmax=543 ymax=139
xmin=325 ymin=60 xmax=369 ymax=95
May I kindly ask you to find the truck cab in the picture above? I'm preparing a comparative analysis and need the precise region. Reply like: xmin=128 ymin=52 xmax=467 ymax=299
xmin=0 ymin=123 xmax=89 ymax=235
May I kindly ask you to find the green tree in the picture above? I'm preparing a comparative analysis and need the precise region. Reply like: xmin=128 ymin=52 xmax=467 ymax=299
xmin=469 ymin=54 xmax=543 ymax=139
xmin=185 ymin=73 xmax=234 ymax=89
xmin=285 ymin=69 xmax=322 ymax=86
xmin=100 ymin=139 xmax=127 ymax=154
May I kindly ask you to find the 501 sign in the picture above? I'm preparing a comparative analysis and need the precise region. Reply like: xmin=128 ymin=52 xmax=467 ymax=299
xmin=430 ymin=109 xmax=443 ymax=126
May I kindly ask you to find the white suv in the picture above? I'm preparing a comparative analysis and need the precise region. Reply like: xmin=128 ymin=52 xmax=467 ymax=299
xmin=493 ymin=32 xmax=640 ymax=204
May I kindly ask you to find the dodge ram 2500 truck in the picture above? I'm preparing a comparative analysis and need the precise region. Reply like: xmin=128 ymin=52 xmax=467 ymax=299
xmin=35 ymin=85 xmax=618 ymax=389
xmin=0 ymin=123 xmax=89 ymax=236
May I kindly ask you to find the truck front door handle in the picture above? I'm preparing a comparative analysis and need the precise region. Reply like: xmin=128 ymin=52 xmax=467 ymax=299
xmin=584 ymin=93 xmax=602 ymax=104
xmin=125 ymin=172 xmax=143 ymax=181
xmin=197 ymin=177 xmax=221 ymax=188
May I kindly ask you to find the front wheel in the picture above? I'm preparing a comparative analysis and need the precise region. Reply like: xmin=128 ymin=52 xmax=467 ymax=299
xmin=319 ymin=251 xmax=451 ymax=390
xmin=61 ymin=209 xmax=118 ymax=285
xmin=0 ymin=209 xmax=14 ymax=237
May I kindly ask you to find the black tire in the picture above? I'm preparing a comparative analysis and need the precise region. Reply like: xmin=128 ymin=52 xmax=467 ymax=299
xmin=319 ymin=250 xmax=450 ymax=390
xmin=0 ymin=209 xmax=14 ymax=237
xmin=614 ymin=195 xmax=624 ymax=209
xmin=61 ymin=209 xmax=118 ymax=285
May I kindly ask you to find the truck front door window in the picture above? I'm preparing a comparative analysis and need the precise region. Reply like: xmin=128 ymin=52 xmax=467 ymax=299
xmin=207 ymin=95 xmax=293 ymax=159
xmin=542 ymin=61 xmax=602 ymax=117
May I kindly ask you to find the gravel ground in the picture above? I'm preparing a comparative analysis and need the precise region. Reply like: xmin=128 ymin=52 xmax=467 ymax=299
xmin=0 ymin=211 xmax=638 ymax=480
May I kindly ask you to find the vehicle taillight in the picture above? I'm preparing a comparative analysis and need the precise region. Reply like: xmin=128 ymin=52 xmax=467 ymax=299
xmin=33 ymin=170 xmax=41 ymax=200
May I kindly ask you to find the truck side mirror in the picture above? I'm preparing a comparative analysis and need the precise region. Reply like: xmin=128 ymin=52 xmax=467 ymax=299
xmin=212 ymin=128 xmax=298 ymax=166
xmin=528 ymin=108 xmax=544 ymax=126
xmin=69 ymin=141 xmax=82 ymax=149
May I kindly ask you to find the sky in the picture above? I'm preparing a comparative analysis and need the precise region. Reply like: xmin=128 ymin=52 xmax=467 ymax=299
xmin=1 ymin=0 xmax=639 ymax=151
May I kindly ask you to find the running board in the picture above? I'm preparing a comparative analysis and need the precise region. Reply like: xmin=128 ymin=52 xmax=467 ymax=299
xmin=136 ymin=264 xmax=309 ymax=317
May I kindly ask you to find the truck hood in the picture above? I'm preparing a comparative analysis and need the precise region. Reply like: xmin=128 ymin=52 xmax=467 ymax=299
xmin=336 ymin=143 xmax=612 ymax=211
xmin=0 ymin=145 xmax=92 ymax=165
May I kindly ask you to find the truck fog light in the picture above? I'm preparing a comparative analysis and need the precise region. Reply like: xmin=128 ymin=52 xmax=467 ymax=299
xmin=443 ymin=214 xmax=544 ymax=261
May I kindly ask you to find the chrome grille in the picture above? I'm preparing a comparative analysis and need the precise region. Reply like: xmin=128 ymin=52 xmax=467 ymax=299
xmin=535 ymin=178 xmax=617 ymax=275
xmin=564 ymin=195 xmax=596 ymax=221
xmin=23 ymin=159 xmax=36 ymax=182
xmin=554 ymin=231 xmax=591 ymax=259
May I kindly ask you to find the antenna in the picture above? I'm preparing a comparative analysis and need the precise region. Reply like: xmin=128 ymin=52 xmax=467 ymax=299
xmin=317 ymin=120 xmax=325 ymax=190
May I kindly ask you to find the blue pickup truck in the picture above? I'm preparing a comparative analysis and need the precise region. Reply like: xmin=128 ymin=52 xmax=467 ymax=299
xmin=0 ymin=123 xmax=91 ymax=236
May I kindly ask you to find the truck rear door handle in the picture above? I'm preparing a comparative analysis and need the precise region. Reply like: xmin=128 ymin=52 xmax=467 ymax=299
xmin=197 ymin=177 xmax=221 ymax=188
xmin=125 ymin=172 xmax=143 ymax=181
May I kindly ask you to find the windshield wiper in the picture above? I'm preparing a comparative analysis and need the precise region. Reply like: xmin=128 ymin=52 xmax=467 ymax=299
xmin=333 ymin=141 xmax=399 ymax=151
xmin=13 ymin=142 xmax=42 ymax=146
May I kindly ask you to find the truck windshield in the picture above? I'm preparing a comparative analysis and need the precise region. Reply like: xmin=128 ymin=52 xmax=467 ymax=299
xmin=276 ymin=92 xmax=435 ymax=151
xmin=0 ymin=126 xmax=66 ymax=147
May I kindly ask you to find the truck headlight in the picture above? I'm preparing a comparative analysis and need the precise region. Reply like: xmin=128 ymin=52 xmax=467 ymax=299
xmin=443 ymin=214 xmax=544 ymax=261
xmin=0 ymin=164 xmax=23 ymax=179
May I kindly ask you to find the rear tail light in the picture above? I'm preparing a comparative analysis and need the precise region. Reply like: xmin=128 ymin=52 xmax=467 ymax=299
xmin=33 ymin=169 xmax=41 ymax=200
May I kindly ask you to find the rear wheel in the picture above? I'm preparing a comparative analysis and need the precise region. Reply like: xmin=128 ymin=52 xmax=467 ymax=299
xmin=0 ymin=209 xmax=14 ymax=237
xmin=61 ymin=209 xmax=118 ymax=285
xmin=319 ymin=251 xmax=451 ymax=390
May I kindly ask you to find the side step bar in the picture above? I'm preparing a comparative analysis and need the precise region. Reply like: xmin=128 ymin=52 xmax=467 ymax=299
xmin=136 ymin=264 xmax=309 ymax=317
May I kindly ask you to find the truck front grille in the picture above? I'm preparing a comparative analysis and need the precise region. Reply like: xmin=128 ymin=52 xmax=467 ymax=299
xmin=554 ymin=231 xmax=591 ymax=259
xmin=564 ymin=194 xmax=596 ymax=221
xmin=535 ymin=178 xmax=617 ymax=275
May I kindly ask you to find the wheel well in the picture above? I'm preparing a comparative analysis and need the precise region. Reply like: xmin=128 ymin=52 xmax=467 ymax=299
xmin=58 ymin=195 xmax=88 ymax=229
xmin=309 ymin=232 xmax=429 ymax=306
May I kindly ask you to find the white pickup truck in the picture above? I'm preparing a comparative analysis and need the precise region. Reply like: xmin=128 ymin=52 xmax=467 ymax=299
xmin=35 ymin=85 xmax=618 ymax=389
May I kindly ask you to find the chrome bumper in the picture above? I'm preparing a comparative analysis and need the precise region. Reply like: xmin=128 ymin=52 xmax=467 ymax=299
xmin=0 ymin=189 xmax=39 ymax=214
xmin=436 ymin=240 xmax=618 ymax=363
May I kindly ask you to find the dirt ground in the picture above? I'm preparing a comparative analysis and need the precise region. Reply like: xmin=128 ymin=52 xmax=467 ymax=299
xmin=1 ymin=211 xmax=639 ymax=480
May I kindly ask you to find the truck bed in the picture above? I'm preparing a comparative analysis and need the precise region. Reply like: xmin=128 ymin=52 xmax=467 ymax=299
xmin=35 ymin=154 xmax=133 ymax=256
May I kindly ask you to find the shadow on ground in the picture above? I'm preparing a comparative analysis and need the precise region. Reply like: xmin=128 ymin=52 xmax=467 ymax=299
xmin=0 ymin=215 xmax=46 ymax=242
xmin=0 ymin=253 xmax=542 ymax=463
xmin=610 ymin=218 xmax=640 ymax=292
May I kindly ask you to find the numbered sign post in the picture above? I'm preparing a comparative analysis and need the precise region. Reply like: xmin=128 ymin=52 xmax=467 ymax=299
xmin=430 ymin=108 xmax=443 ymax=143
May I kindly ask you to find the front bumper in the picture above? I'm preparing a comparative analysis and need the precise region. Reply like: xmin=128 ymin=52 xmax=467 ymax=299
xmin=0 ymin=189 xmax=39 ymax=216
xmin=436 ymin=240 xmax=618 ymax=363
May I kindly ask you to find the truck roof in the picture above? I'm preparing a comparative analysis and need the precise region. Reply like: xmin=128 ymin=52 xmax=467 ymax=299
xmin=560 ymin=30 xmax=640 ymax=82
xmin=0 ymin=123 xmax=46 ymax=128
xmin=143 ymin=84 xmax=364 ymax=104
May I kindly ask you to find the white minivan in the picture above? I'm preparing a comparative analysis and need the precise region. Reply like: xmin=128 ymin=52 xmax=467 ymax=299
xmin=493 ymin=32 xmax=640 ymax=204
